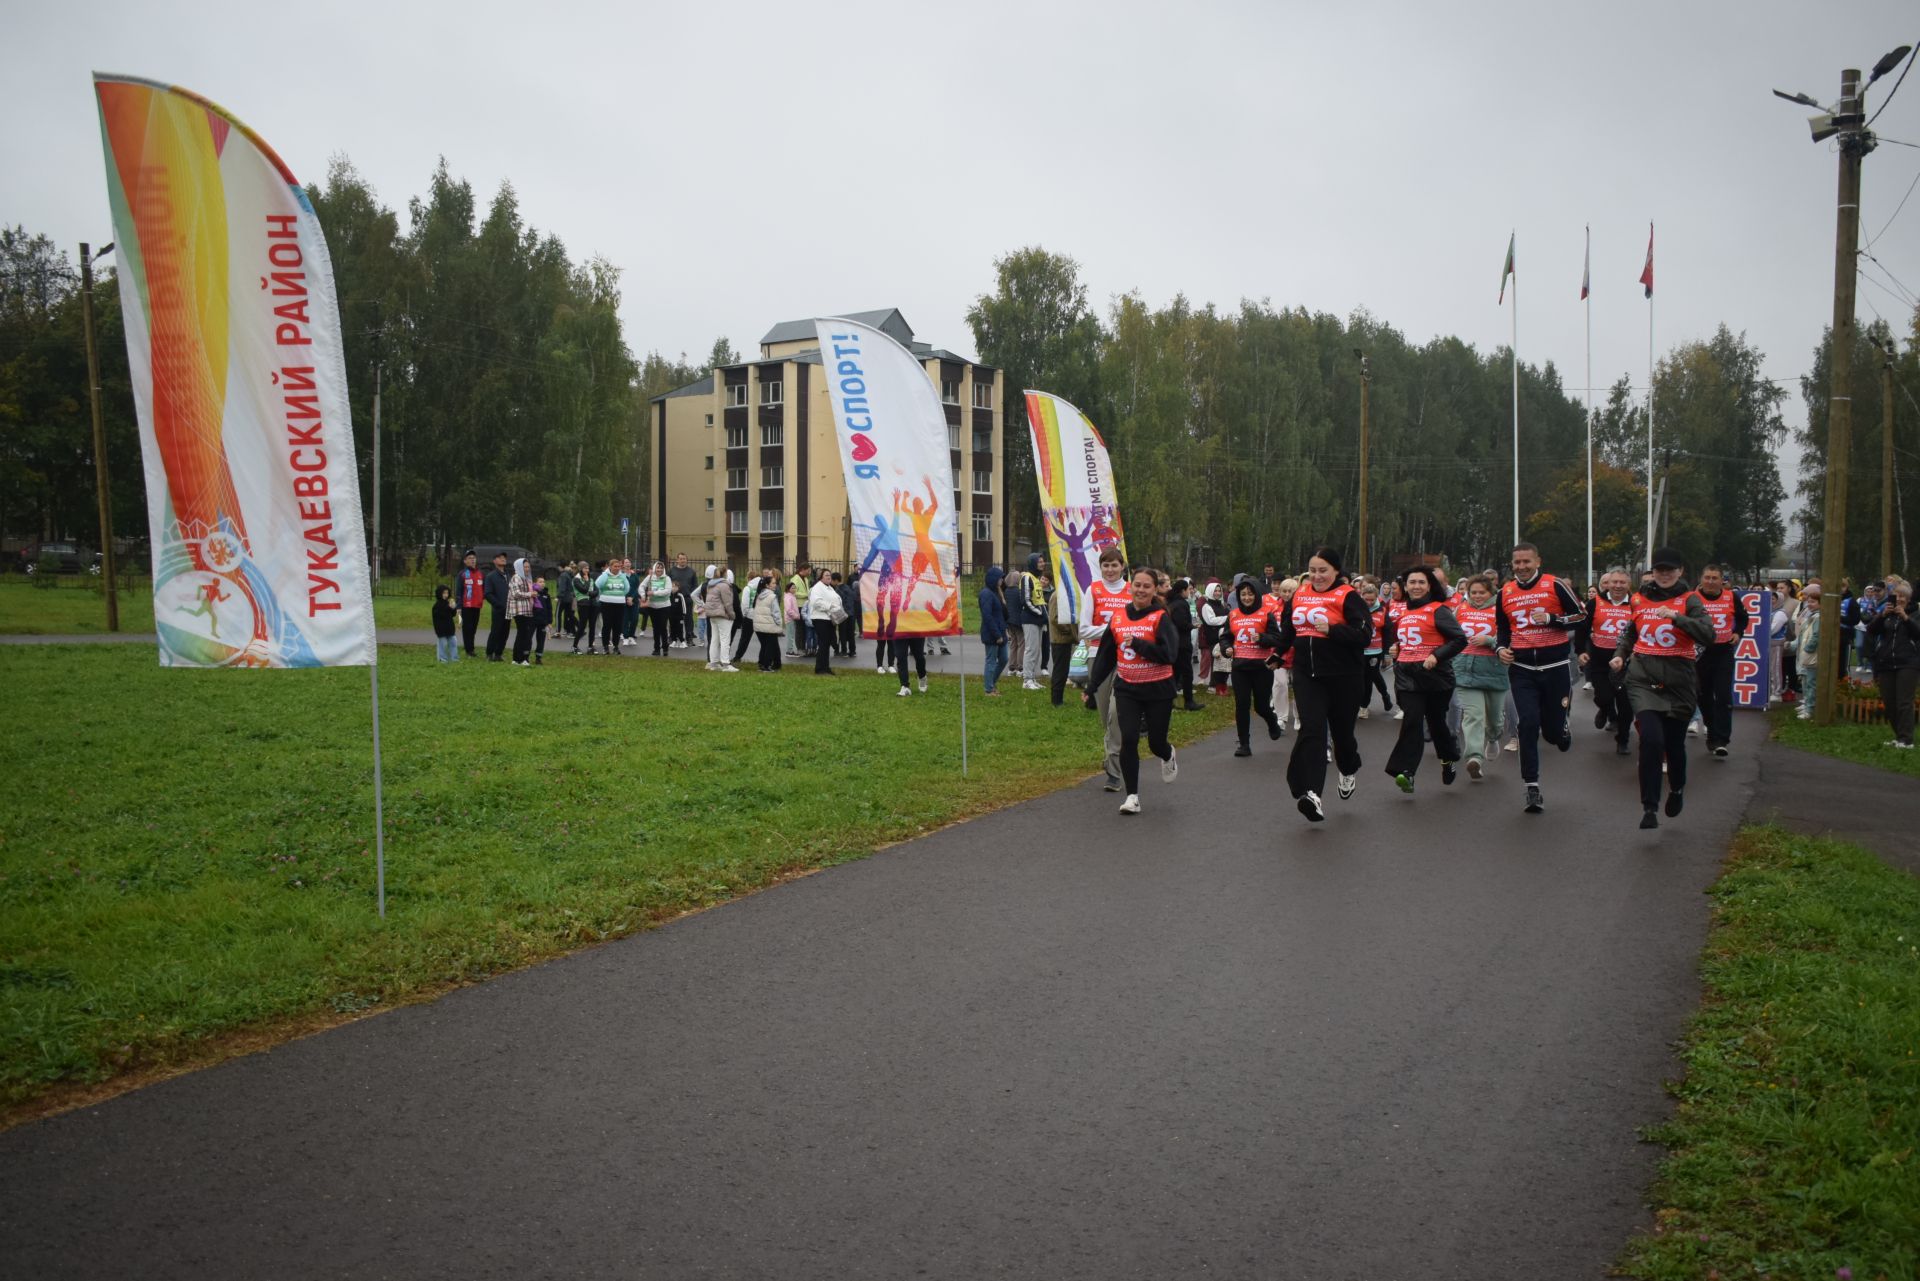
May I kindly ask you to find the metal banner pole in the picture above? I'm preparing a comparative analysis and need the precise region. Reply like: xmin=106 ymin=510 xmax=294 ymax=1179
xmin=370 ymin=661 xmax=387 ymax=918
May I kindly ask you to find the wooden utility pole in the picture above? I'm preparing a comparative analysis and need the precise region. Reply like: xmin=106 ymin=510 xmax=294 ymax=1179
xmin=80 ymin=242 xmax=119 ymax=631
xmin=370 ymin=362 xmax=382 ymax=587
xmin=1356 ymin=352 xmax=1371 ymax=575
xmin=1883 ymin=340 xmax=1896 ymax=577
xmin=1813 ymin=67 xmax=1867 ymax=727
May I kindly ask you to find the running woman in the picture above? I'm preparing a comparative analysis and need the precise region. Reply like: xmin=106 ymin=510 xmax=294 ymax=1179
xmin=1692 ymin=564 xmax=1750 ymax=758
xmin=1583 ymin=569 xmax=1635 ymax=755
xmin=1078 ymin=546 xmax=1134 ymax=792
xmin=1494 ymin=541 xmax=1587 ymax=814
xmin=1358 ymin=578 xmax=1396 ymax=720
xmin=1610 ymin=547 xmax=1713 ymax=828
xmin=1275 ymin=547 xmax=1370 ymax=822
xmin=1450 ymin=573 xmax=1507 ymax=780
xmin=1383 ymin=567 xmax=1467 ymax=792
xmin=1083 ymin=567 xmax=1181 ymax=815
xmin=1224 ymin=576 xmax=1285 ymax=757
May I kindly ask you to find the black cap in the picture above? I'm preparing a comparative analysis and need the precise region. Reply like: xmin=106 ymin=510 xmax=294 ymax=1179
xmin=1650 ymin=546 xmax=1685 ymax=570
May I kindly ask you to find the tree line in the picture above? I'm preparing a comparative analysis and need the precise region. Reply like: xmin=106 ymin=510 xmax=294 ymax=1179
xmin=6 ymin=193 xmax=1913 ymax=585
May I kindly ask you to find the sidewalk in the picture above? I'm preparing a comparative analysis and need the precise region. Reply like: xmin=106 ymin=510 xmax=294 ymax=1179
xmin=1747 ymin=737 xmax=1920 ymax=877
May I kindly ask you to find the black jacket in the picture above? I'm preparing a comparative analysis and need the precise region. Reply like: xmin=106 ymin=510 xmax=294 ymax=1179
xmin=483 ymin=566 xmax=509 ymax=611
xmin=1167 ymin=596 xmax=1195 ymax=656
xmin=1389 ymin=599 xmax=1467 ymax=693
xmin=1275 ymin=581 xmax=1371 ymax=679
xmin=1866 ymin=602 xmax=1920 ymax=672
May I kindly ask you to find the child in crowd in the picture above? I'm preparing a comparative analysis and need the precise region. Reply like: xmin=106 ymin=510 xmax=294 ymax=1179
xmin=432 ymin=585 xmax=459 ymax=663
xmin=531 ymin=575 xmax=552 ymax=666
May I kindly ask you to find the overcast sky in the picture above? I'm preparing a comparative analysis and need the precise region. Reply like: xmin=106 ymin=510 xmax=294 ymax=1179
xmin=7 ymin=0 xmax=1917 ymax=520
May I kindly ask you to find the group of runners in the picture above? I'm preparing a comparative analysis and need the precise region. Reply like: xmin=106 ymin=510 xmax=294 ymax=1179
xmin=1077 ymin=540 xmax=1755 ymax=830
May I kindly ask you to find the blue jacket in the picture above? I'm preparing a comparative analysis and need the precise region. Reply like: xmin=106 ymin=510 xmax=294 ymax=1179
xmin=978 ymin=567 xmax=1008 ymax=643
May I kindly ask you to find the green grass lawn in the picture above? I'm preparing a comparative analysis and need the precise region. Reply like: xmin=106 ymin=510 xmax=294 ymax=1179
xmin=1767 ymin=705 xmax=1920 ymax=779
xmin=0 ymin=581 xmax=429 ymax=634
xmin=1619 ymin=827 xmax=1920 ymax=1279
xmin=0 ymin=642 xmax=1232 ymax=1117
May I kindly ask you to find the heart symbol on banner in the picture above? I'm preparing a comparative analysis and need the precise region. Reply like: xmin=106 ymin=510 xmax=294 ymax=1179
xmin=850 ymin=434 xmax=877 ymax=462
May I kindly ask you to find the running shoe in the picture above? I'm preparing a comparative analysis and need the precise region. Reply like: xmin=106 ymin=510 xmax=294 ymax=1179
xmin=1293 ymin=715 xmax=1303 ymax=730
xmin=1441 ymin=762 xmax=1457 ymax=786
xmin=1234 ymin=743 xmax=1252 ymax=757
xmin=720 ymin=664 xmax=740 ymax=673
xmin=1161 ymin=748 xmax=1178 ymax=783
xmin=1594 ymin=707 xmax=1610 ymax=729
xmin=897 ymin=686 xmax=911 ymax=698
xmin=1297 ymin=791 xmax=1326 ymax=822
xmin=1119 ymin=794 xmax=1141 ymax=815
xmin=919 ymin=677 xmax=928 ymax=693
xmin=1394 ymin=772 xmax=1414 ymax=794
xmin=1640 ymin=809 xmax=1658 ymax=830
xmin=1391 ymin=708 xmax=1405 ymax=721
xmin=1665 ymin=789 xmax=1685 ymax=818
xmin=1616 ymin=740 xmax=1632 ymax=755
xmin=1103 ymin=776 xmax=1122 ymax=792
xmin=1687 ymin=721 xmax=1703 ymax=738
xmin=1266 ymin=714 xmax=1282 ymax=741
xmin=1358 ymin=707 xmax=1370 ymax=720
xmin=1711 ymin=745 xmax=1729 ymax=758
xmin=1503 ymin=739 xmax=1519 ymax=753
xmin=1337 ymin=773 xmax=1358 ymax=801
xmin=1524 ymin=784 xmax=1544 ymax=814
xmin=1466 ymin=758 xmax=1483 ymax=781
xmin=1557 ymin=728 xmax=1572 ymax=752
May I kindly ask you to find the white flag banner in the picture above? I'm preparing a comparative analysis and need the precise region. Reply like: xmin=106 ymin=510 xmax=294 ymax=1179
xmin=95 ymin=73 xmax=374 ymax=667
xmin=814 ymin=317 xmax=962 ymax=638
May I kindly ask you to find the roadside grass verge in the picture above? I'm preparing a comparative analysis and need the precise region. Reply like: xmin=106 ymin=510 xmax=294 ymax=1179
xmin=0 ymin=582 xmax=423 ymax=634
xmin=0 ymin=643 xmax=1230 ymax=1120
xmin=1619 ymin=826 xmax=1920 ymax=1279
xmin=1767 ymin=705 xmax=1920 ymax=780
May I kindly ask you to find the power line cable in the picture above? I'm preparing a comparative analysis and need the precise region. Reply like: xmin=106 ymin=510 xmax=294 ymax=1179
xmin=1866 ymin=164 xmax=1920 ymax=250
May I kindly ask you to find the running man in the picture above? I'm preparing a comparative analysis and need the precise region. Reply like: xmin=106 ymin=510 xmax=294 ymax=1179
xmin=1611 ymin=548 xmax=1713 ymax=828
xmin=1692 ymin=564 xmax=1750 ymax=759
xmin=1583 ymin=568 xmax=1635 ymax=756
xmin=896 ymin=479 xmax=951 ymax=591
xmin=177 ymin=577 xmax=232 ymax=639
xmin=1494 ymin=541 xmax=1587 ymax=814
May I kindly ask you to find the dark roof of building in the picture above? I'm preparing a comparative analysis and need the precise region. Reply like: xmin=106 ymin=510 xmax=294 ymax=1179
xmin=648 ymin=372 xmax=714 ymax=403
xmin=760 ymin=308 xmax=913 ymax=348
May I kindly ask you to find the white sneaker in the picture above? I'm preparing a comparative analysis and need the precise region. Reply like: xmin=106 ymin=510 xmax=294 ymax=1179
xmin=1391 ymin=708 xmax=1405 ymax=721
xmin=1687 ymin=721 xmax=1703 ymax=737
xmin=1293 ymin=715 xmax=1303 ymax=730
xmin=918 ymin=677 xmax=928 ymax=693
xmin=720 ymin=664 xmax=739 ymax=672
xmin=1119 ymin=794 xmax=1141 ymax=815
xmin=1358 ymin=707 xmax=1370 ymax=719
xmin=1337 ymin=773 xmax=1357 ymax=800
xmin=1796 ymin=709 xmax=1811 ymax=720
xmin=1503 ymin=739 xmax=1519 ymax=753
xmin=705 ymin=662 xmax=718 ymax=670
xmin=1161 ymin=748 xmax=1178 ymax=783
xmin=876 ymin=665 xmax=888 ymax=675
xmin=898 ymin=686 xmax=912 ymax=697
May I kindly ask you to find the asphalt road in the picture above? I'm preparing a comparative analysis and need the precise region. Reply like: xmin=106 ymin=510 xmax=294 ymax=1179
xmin=0 ymin=706 xmax=1762 ymax=1279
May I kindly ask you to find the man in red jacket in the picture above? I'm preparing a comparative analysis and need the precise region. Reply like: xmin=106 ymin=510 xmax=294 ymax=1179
xmin=456 ymin=549 xmax=487 ymax=657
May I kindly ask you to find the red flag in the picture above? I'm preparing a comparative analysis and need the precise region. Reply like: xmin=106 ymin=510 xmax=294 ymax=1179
xmin=1639 ymin=223 xmax=1654 ymax=299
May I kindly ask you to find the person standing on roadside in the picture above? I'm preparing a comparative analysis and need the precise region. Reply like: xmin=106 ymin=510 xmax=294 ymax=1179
xmin=1494 ymin=541 xmax=1587 ymax=815
xmin=507 ymin=557 xmax=536 ymax=667
xmin=668 ymin=553 xmax=699 ymax=648
xmin=556 ymin=561 xmax=579 ymax=647
xmin=643 ymin=561 xmax=674 ymax=655
xmin=483 ymin=551 xmax=512 ymax=662
xmin=837 ymin=571 xmax=862 ymax=657
xmin=808 ymin=571 xmax=843 ymax=674
xmin=1866 ymin=578 xmax=1919 ymax=750
xmin=980 ymin=565 xmax=1010 ymax=695
xmin=702 ymin=565 xmax=739 ymax=671
xmin=593 ymin=558 xmax=629 ymax=657
xmin=1019 ymin=553 xmax=1049 ymax=690
xmin=1047 ymin=573 xmax=1078 ymax=706
xmin=578 ymin=562 xmax=601 ymax=653
xmin=455 ymin=550 xmax=487 ymax=657
xmin=432 ymin=585 xmax=459 ymax=663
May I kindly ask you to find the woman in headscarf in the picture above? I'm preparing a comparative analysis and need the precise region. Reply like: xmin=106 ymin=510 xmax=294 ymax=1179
xmin=508 ymin=557 xmax=537 ymax=667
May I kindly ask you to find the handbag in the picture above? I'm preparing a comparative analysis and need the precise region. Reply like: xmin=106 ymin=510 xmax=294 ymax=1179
xmin=1069 ymin=642 xmax=1090 ymax=684
xmin=830 ymin=601 xmax=849 ymax=625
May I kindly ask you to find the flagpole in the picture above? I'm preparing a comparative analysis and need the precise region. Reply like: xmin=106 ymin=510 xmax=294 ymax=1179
xmin=957 ymin=628 xmax=969 ymax=777
xmin=1646 ymin=289 xmax=1655 ymax=570
xmin=369 ymin=660 xmax=387 ymax=918
xmin=1511 ymin=235 xmax=1520 ymax=547
xmin=1585 ymin=226 xmax=1594 ymax=592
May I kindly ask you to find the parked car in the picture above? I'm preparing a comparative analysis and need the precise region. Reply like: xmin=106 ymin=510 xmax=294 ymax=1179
xmin=16 ymin=541 xmax=100 ymax=575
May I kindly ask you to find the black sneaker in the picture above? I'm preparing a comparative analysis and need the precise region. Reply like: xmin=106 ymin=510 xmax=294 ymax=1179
xmin=1711 ymin=745 xmax=1729 ymax=758
xmin=1524 ymin=784 xmax=1544 ymax=814
xmin=1103 ymin=777 xmax=1123 ymax=793
xmin=1266 ymin=714 xmax=1282 ymax=741
xmin=1441 ymin=762 xmax=1457 ymax=786
xmin=1616 ymin=739 xmax=1632 ymax=756
xmin=1234 ymin=743 xmax=1252 ymax=758
xmin=1640 ymin=809 xmax=1658 ymax=829
xmin=1556 ymin=729 xmax=1573 ymax=753
xmin=1665 ymin=789 xmax=1684 ymax=818
xmin=1594 ymin=707 xmax=1610 ymax=729
xmin=1297 ymin=791 xmax=1326 ymax=822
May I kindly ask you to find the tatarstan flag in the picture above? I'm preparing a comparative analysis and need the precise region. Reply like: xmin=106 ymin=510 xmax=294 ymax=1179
xmin=1640 ymin=223 xmax=1654 ymax=298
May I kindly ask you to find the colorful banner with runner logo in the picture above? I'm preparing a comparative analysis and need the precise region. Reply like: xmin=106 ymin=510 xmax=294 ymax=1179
xmin=94 ymin=74 xmax=374 ymax=668
xmin=814 ymin=317 xmax=961 ymax=638
xmin=1733 ymin=588 xmax=1771 ymax=709
xmin=1023 ymin=391 xmax=1126 ymax=623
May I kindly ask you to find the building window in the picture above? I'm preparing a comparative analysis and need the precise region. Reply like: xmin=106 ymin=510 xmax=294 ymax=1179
xmin=727 ymin=422 xmax=747 ymax=448
xmin=947 ymin=422 xmax=960 ymax=450
xmin=704 ymin=413 xmax=714 ymax=429
xmin=727 ymin=467 xmax=747 ymax=490
xmin=761 ymin=509 xmax=784 ymax=534
xmin=705 ymin=497 xmax=714 ymax=511
xmin=951 ymin=466 xmax=961 ymax=493
xmin=761 ymin=465 xmax=784 ymax=489
xmin=760 ymin=379 xmax=783 ymax=406
xmin=705 ymin=539 xmax=715 ymax=551
xmin=727 ymin=384 xmax=747 ymax=408
xmin=704 ymin=455 xmax=714 ymax=470
xmin=941 ymin=379 xmax=961 ymax=404
xmin=729 ymin=510 xmax=747 ymax=534
xmin=972 ymin=512 xmax=991 ymax=544
xmin=972 ymin=469 xmax=992 ymax=494
xmin=761 ymin=422 xmax=783 ymax=447
xmin=972 ymin=381 xmax=993 ymax=409
xmin=973 ymin=428 xmax=992 ymax=454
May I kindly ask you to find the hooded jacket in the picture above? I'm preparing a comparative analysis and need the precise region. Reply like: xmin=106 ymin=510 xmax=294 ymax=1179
xmin=1225 ymin=585 xmax=1285 ymax=671
xmin=1613 ymin=577 xmax=1713 ymax=717
xmin=978 ymin=566 xmax=1008 ymax=644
